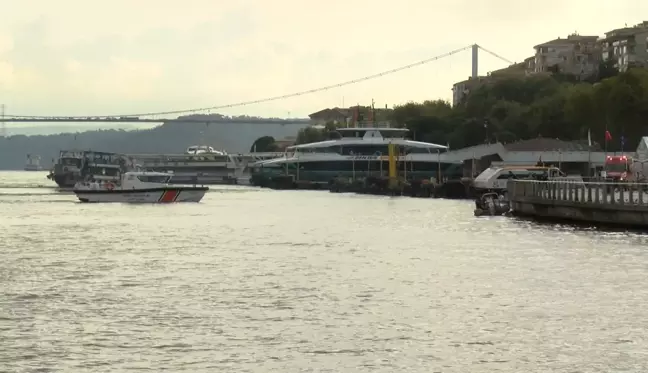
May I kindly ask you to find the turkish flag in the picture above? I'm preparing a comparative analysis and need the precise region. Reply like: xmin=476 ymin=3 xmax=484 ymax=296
xmin=605 ymin=130 xmax=612 ymax=142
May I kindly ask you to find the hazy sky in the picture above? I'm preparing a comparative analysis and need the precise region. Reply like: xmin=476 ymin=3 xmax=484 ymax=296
xmin=0 ymin=0 xmax=646 ymax=119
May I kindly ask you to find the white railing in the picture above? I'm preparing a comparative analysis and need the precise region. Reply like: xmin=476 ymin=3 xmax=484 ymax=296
xmin=509 ymin=179 xmax=648 ymax=206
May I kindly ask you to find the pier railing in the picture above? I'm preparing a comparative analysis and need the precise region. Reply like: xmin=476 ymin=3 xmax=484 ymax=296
xmin=508 ymin=179 xmax=648 ymax=207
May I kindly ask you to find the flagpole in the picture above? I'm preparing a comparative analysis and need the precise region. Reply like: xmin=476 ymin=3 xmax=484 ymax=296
xmin=604 ymin=122 xmax=608 ymax=157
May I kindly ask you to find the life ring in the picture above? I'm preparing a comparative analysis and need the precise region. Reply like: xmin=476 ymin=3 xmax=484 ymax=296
xmin=106 ymin=182 xmax=115 ymax=190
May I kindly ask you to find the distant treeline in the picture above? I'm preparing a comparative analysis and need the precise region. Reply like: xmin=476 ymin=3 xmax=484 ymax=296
xmin=176 ymin=114 xmax=308 ymax=123
xmin=0 ymin=120 xmax=308 ymax=170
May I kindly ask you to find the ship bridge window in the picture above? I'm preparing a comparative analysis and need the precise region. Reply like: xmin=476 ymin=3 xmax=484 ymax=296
xmin=137 ymin=175 xmax=171 ymax=183
xmin=62 ymin=158 xmax=81 ymax=166
xmin=87 ymin=166 xmax=121 ymax=176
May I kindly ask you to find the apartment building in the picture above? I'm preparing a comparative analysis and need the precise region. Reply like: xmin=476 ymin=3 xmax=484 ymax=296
xmin=451 ymin=77 xmax=488 ymax=107
xmin=600 ymin=21 xmax=648 ymax=72
xmin=533 ymin=34 xmax=600 ymax=79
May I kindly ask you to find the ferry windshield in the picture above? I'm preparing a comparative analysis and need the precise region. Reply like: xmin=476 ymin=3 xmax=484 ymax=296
xmin=137 ymin=175 xmax=171 ymax=183
xmin=61 ymin=158 xmax=81 ymax=166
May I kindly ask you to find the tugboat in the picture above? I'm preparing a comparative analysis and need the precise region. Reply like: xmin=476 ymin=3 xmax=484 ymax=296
xmin=73 ymin=171 xmax=208 ymax=203
xmin=47 ymin=150 xmax=135 ymax=188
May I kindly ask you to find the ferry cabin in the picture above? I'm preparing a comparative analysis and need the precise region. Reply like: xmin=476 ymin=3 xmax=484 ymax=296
xmin=250 ymin=127 xmax=463 ymax=183
xmin=129 ymin=151 xmax=242 ymax=184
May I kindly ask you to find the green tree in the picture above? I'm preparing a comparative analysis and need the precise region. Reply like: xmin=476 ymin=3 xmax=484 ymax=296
xmin=295 ymin=121 xmax=346 ymax=145
xmin=292 ymin=69 xmax=648 ymax=151
xmin=250 ymin=136 xmax=279 ymax=152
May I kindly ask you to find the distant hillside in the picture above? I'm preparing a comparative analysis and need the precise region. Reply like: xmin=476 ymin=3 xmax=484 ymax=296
xmin=0 ymin=119 xmax=310 ymax=170
xmin=7 ymin=124 xmax=154 ymax=136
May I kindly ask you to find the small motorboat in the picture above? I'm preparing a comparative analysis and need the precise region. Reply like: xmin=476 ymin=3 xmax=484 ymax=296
xmin=474 ymin=192 xmax=510 ymax=216
xmin=73 ymin=171 xmax=208 ymax=203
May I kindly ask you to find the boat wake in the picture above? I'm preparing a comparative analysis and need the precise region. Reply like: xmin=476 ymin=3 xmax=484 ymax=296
xmin=0 ymin=192 xmax=64 ymax=197
xmin=0 ymin=184 xmax=57 ymax=189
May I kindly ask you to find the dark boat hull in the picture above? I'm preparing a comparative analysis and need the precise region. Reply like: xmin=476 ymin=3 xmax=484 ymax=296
xmin=52 ymin=173 xmax=79 ymax=188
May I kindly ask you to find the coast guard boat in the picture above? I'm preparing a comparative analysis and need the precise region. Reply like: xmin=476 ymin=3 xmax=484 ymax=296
xmin=73 ymin=171 xmax=208 ymax=203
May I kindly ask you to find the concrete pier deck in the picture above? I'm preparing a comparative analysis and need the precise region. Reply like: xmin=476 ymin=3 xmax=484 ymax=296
xmin=508 ymin=179 xmax=648 ymax=227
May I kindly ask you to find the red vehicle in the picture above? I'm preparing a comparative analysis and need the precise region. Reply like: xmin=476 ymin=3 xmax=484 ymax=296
xmin=603 ymin=155 xmax=634 ymax=181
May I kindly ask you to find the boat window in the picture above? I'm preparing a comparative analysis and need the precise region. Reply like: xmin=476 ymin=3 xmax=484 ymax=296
xmin=137 ymin=175 xmax=170 ymax=183
xmin=61 ymin=158 xmax=81 ymax=166
xmin=296 ymin=146 xmax=341 ymax=154
xmin=284 ymin=160 xmax=447 ymax=172
xmin=496 ymin=170 xmax=546 ymax=179
xmin=341 ymin=145 xmax=390 ymax=155
xmin=407 ymin=147 xmax=434 ymax=154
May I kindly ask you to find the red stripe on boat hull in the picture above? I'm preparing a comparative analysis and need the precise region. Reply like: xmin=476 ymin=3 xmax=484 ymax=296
xmin=158 ymin=189 xmax=180 ymax=202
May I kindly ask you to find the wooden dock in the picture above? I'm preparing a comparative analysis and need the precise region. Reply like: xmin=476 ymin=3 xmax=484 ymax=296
xmin=508 ymin=179 xmax=648 ymax=227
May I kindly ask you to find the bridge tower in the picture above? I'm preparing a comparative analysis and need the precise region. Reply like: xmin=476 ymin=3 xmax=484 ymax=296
xmin=0 ymin=104 xmax=5 ymax=138
xmin=471 ymin=44 xmax=479 ymax=78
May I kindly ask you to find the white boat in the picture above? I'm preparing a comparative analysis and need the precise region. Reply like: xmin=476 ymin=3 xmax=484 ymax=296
xmin=472 ymin=165 xmax=583 ymax=194
xmin=128 ymin=145 xmax=243 ymax=185
xmin=24 ymin=154 xmax=43 ymax=171
xmin=248 ymin=126 xmax=459 ymax=185
xmin=185 ymin=145 xmax=226 ymax=155
xmin=73 ymin=171 xmax=208 ymax=203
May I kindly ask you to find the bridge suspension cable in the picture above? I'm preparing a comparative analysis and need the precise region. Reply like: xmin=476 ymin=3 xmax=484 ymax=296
xmin=477 ymin=44 xmax=514 ymax=65
xmin=7 ymin=44 xmax=512 ymax=119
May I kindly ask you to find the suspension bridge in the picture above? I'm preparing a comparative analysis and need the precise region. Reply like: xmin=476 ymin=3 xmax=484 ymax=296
xmin=0 ymin=44 xmax=513 ymax=136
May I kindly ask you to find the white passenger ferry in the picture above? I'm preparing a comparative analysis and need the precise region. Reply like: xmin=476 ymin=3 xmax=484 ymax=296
xmin=249 ymin=127 xmax=460 ymax=184
xmin=129 ymin=145 xmax=243 ymax=185
xmin=73 ymin=171 xmax=208 ymax=203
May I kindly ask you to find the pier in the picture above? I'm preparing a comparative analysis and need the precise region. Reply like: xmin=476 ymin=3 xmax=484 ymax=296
xmin=508 ymin=179 xmax=648 ymax=227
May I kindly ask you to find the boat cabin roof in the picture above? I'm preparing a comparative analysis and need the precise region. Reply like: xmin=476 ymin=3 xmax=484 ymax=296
xmin=287 ymin=138 xmax=447 ymax=151
xmin=475 ymin=165 xmax=564 ymax=182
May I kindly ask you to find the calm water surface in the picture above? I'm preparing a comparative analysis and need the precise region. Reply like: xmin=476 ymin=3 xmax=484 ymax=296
xmin=2 ymin=171 xmax=648 ymax=372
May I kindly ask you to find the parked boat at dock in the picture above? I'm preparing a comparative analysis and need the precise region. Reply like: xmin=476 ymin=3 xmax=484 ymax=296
xmin=24 ymin=154 xmax=43 ymax=171
xmin=47 ymin=150 xmax=136 ymax=188
xmin=248 ymin=126 xmax=463 ymax=188
xmin=128 ymin=145 xmax=286 ymax=185
xmin=472 ymin=165 xmax=583 ymax=196
xmin=129 ymin=145 xmax=243 ymax=185
xmin=73 ymin=171 xmax=208 ymax=203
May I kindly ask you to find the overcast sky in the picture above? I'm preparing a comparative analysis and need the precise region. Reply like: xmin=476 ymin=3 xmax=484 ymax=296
xmin=0 ymin=0 xmax=646 ymax=120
